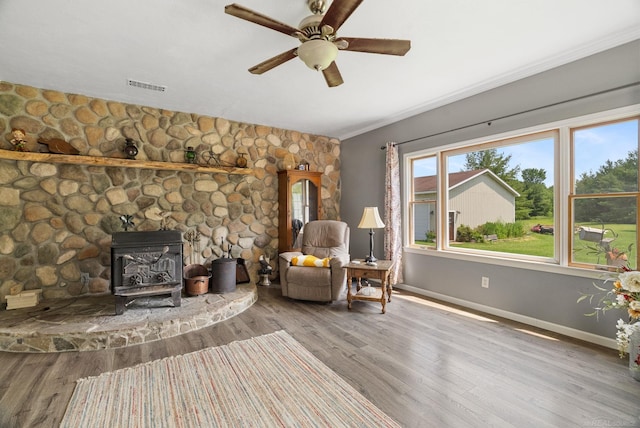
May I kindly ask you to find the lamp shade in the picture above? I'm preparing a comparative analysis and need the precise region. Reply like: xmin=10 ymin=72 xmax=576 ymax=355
xmin=358 ymin=207 xmax=385 ymax=229
xmin=297 ymin=39 xmax=338 ymax=71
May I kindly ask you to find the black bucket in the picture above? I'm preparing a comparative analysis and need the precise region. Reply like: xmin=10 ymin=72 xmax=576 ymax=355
xmin=210 ymin=258 xmax=237 ymax=293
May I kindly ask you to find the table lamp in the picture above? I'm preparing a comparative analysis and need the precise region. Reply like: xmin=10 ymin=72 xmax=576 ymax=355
xmin=358 ymin=207 xmax=385 ymax=263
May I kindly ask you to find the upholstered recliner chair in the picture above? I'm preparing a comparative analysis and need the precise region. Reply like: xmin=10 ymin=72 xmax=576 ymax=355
xmin=279 ymin=220 xmax=350 ymax=302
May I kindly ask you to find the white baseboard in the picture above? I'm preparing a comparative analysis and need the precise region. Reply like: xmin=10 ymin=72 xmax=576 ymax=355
xmin=394 ymin=283 xmax=618 ymax=350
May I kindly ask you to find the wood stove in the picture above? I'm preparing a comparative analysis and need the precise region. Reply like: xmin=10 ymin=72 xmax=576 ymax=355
xmin=110 ymin=230 xmax=183 ymax=315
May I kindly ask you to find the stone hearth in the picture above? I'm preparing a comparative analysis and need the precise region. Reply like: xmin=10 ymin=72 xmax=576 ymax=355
xmin=0 ymin=283 xmax=257 ymax=353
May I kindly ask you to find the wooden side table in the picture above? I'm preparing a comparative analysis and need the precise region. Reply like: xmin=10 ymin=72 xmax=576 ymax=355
xmin=345 ymin=260 xmax=394 ymax=314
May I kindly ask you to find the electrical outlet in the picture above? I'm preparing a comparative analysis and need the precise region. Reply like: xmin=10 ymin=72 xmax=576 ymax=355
xmin=481 ymin=276 xmax=489 ymax=288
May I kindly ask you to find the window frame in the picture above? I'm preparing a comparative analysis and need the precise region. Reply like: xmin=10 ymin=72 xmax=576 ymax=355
xmin=408 ymin=154 xmax=438 ymax=249
xmin=403 ymin=104 xmax=640 ymax=276
xmin=568 ymin=116 xmax=639 ymax=270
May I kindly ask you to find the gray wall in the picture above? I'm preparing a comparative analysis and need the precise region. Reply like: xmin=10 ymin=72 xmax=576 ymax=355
xmin=341 ymin=40 xmax=640 ymax=343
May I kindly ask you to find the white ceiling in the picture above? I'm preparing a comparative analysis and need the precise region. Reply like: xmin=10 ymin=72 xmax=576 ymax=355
xmin=1 ymin=1 xmax=639 ymax=140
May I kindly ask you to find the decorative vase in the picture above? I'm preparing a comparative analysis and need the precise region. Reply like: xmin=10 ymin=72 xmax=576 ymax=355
xmin=630 ymin=327 xmax=640 ymax=382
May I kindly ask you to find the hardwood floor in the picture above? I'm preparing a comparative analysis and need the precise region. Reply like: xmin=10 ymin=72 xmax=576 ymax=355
xmin=1 ymin=285 xmax=639 ymax=427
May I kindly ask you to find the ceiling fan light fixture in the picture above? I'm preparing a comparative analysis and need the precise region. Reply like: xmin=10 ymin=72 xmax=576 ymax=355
xmin=297 ymin=39 xmax=338 ymax=71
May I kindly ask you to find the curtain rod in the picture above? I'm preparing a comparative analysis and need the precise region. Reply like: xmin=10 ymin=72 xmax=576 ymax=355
xmin=380 ymin=81 xmax=640 ymax=150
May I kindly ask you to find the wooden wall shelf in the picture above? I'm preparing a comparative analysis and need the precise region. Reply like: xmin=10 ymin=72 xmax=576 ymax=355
xmin=0 ymin=149 xmax=252 ymax=175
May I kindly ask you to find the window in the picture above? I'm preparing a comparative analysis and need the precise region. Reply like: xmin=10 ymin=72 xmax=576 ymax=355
xmin=443 ymin=131 xmax=557 ymax=260
xmin=405 ymin=108 xmax=639 ymax=271
xmin=409 ymin=155 xmax=437 ymax=248
xmin=570 ymin=118 xmax=638 ymax=270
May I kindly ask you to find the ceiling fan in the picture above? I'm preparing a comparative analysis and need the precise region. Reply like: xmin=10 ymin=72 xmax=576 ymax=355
xmin=224 ymin=0 xmax=411 ymax=87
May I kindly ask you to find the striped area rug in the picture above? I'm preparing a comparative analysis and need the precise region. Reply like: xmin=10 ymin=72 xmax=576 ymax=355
xmin=61 ymin=330 xmax=400 ymax=427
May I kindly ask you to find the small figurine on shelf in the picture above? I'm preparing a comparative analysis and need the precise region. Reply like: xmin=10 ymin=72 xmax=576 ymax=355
xmin=10 ymin=129 xmax=28 ymax=152
xmin=123 ymin=138 xmax=138 ymax=159
xmin=236 ymin=152 xmax=248 ymax=168
xmin=184 ymin=147 xmax=197 ymax=164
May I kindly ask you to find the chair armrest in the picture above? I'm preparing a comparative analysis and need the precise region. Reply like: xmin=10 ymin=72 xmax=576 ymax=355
xmin=279 ymin=251 xmax=302 ymax=264
xmin=329 ymin=254 xmax=349 ymax=269
xmin=329 ymin=253 xmax=350 ymax=299
xmin=279 ymin=252 xmax=302 ymax=296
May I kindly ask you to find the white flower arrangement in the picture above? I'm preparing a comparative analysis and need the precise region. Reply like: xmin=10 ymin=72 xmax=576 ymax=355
xmin=579 ymin=269 xmax=640 ymax=357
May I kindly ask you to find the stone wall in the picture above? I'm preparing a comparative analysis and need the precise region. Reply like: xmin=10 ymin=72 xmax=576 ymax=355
xmin=0 ymin=81 xmax=341 ymax=301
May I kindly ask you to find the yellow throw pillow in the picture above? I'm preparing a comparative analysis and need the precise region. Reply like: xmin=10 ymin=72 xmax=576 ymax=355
xmin=291 ymin=255 xmax=331 ymax=268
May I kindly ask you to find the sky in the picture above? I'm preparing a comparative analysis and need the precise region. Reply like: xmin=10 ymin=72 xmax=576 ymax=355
xmin=414 ymin=119 xmax=638 ymax=187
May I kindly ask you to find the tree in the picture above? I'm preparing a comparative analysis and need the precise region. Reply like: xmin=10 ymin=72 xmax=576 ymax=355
xmin=521 ymin=168 xmax=546 ymax=185
xmin=575 ymin=150 xmax=638 ymax=223
xmin=464 ymin=148 xmax=520 ymax=183
xmin=514 ymin=182 xmax=534 ymax=219
xmin=576 ymin=150 xmax=638 ymax=194
xmin=520 ymin=168 xmax=553 ymax=217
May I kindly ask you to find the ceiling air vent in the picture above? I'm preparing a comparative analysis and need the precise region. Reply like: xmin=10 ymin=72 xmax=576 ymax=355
xmin=127 ymin=79 xmax=167 ymax=92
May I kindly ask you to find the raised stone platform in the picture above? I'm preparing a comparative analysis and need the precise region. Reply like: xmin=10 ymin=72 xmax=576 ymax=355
xmin=0 ymin=283 xmax=257 ymax=353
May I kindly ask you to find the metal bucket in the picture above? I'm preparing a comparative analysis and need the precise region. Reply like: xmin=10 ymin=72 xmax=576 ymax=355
xmin=210 ymin=258 xmax=236 ymax=293
xmin=184 ymin=264 xmax=210 ymax=296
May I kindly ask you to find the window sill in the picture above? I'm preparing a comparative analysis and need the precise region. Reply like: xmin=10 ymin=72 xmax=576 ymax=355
xmin=404 ymin=246 xmax=614 ymax=280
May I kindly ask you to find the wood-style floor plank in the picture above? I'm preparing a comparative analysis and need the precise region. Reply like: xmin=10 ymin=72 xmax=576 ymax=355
xmin=0 ymin=285 xmax=638 ymax=428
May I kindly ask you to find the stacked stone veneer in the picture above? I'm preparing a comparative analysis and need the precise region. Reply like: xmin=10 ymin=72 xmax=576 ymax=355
xmin=0 ymin=81 xmax=341 ymax=301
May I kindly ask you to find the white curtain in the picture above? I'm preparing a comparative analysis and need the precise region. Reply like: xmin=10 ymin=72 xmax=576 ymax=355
xmin=384 ymin=142 xmax=403 ymax=284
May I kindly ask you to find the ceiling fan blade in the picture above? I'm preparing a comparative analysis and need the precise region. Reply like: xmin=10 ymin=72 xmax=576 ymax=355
xmin=322 ymin=62 xmax=343 ymax=87
xmin=338 ymin=37 xmax=411 ymax=56
xmin=225 ymin=4 xmax=301 ymax=37
xmin=249 ymin=48 xmax=298 ymax=74
xmin=320 ymin=0 xmax=363 ymax=33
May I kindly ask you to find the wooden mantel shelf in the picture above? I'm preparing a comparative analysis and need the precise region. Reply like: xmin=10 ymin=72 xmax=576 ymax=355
xmin=0 ymin=149 xmax=252 ymax=175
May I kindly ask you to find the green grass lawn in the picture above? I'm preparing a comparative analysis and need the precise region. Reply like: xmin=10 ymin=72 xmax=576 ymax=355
xmin=415 ymin=216 xmax=636 ymax=268
xmin=450 ymin=217 xmax=555 ymax=257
